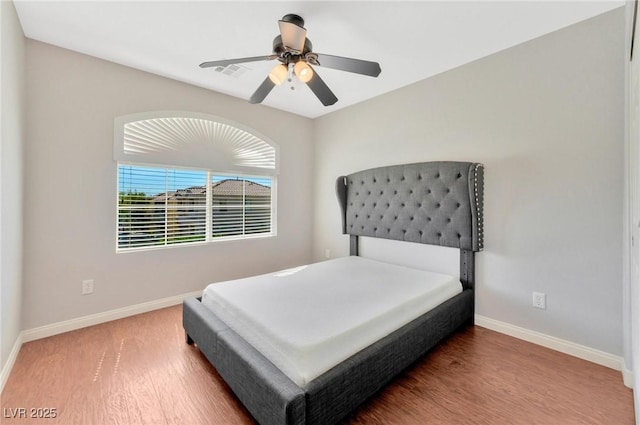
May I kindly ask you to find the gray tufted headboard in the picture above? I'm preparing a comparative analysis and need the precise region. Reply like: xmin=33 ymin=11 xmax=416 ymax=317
xmin=336 ymin=161 xmax=484 ymax=289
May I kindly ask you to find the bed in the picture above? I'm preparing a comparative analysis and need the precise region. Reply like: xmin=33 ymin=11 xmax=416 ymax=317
xmin=183 ymin=161 xmax=484 ymax=425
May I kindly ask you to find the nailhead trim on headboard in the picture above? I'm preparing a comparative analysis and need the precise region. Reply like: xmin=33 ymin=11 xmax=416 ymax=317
xmin=472 ymin=163 xmax=484 ymax=251
xmin=336 ymin=161 xmax=484 ymax=252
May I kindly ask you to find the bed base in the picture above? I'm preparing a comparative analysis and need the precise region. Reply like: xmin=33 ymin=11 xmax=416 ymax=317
xmin=183 ymin=288 xmax=473 ymax=425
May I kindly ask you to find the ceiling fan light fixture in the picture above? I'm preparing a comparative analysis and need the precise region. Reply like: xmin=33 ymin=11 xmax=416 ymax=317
xmin=268 ymin=64 xmax=288 ymax=85
xmin=294 ymin=61 xmax=313 ymax=83
xmin=278 ymin=14 xmax=307 ymax=53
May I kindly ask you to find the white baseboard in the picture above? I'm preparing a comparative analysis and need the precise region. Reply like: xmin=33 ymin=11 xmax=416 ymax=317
xmin=0 ymin=332 xmax=24 ymax=393
xmin=476 ymin=314 xmax=632 ymax=387
xmin=22 ymin=290 xmax=202 ymax=343
xmin=622 ymin=358 xmax=635 ymax=389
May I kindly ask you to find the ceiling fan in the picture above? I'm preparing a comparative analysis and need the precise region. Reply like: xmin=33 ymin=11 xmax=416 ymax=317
xmin=199 ymin=14 xmax=381 ymax=106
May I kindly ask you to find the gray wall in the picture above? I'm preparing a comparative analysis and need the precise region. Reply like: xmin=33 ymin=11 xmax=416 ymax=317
xmin=625 ymin=0 xmax=640 ymax=411
xmin=22 ymin=40 xmax=314 ymax=329
xmin=313 ymin=9 xmax=625 ymax=355
xmin=1 ymin=1 xmax=26 ymax=374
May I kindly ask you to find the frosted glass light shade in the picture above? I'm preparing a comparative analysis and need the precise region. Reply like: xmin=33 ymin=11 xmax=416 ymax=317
xmin=268 ymin=64 xmax=288 ymax=85
xmin=294 ymin=61 xmax=313 ymax=83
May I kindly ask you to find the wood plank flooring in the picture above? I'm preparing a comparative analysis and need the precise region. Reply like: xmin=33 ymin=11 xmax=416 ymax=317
xmin=1 ymin=305 xmax=634 ymax=424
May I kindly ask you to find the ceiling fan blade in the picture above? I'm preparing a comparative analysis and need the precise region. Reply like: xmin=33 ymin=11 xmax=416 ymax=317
xmin=306 ymin=68 xmax=338 ymax=106
xmin=314 ymin=53 xmax=381 ymax=77
xmin=249 ymin=77 xmax=276 ymax=104
xmin=200 ymin=55 xmax=276 ymax=68
xmin=278 ymin=18 xmax=307 ymax=52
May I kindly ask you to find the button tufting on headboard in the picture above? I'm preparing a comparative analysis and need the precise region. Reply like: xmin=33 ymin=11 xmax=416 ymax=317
xmin=336 ymin=161 xmax=484 ymax=252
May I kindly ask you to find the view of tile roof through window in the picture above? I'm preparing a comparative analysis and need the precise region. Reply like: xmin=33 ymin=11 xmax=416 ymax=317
xmin=118 ymin=164 xmax=273 ymax=249
xmin=152 ymin=179 xmax=271 ymax=203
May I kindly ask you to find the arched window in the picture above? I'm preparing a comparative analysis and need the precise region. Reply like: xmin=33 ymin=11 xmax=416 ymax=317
xmin=114 ymin=112 xmax=278 ymax=251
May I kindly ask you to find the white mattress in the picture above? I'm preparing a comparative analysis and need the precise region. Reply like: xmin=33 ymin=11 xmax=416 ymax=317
xmin=201 ymin=256 xmax=462 ymax=387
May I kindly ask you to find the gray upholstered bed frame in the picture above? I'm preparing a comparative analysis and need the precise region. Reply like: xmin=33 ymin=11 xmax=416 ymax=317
xmin=183 ymin=161 xmax=484 ymax=425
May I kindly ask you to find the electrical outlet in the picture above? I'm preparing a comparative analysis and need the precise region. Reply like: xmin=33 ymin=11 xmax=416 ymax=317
xmin=325 ymin=249 xmax=331 ymax=259
xmin=532 ymin=292 xmax=546 ymax=309
xmin=82 ymin=279 xmax=94 ymax=295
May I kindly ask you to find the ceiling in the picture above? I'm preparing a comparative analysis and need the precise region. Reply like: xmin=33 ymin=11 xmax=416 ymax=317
xmin=14 ymin=1 xmax=623 ymax=119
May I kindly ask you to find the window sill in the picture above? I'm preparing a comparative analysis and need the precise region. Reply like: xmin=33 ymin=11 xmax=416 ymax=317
xmin=116 ymin=232 xmax=276 ymax=254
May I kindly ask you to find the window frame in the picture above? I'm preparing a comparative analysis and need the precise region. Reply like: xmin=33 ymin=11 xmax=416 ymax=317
xmin=113 ymin=112 xmax=279 ymax=253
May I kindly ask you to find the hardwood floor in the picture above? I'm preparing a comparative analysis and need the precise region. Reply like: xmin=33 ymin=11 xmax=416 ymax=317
xmin=1 ymin=305 xmax=634 ymax=424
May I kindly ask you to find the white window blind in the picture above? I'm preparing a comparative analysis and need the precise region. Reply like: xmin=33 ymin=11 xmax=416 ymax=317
xmin=115 ymin=112 xmax=278 ymax=251
xmin=118 ymin=165 xmax=273 ymax=250
xmin=211 ymin=175 xmax=272 ymax=238
xmin=113 ymin=112 xmax=279 ymax=176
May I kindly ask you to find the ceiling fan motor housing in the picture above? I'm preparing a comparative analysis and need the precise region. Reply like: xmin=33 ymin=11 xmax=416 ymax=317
xmin=272 ymin=35 xmax=313 ymax=64
xmin=280 ymin=14 xmax=305 ymax=27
